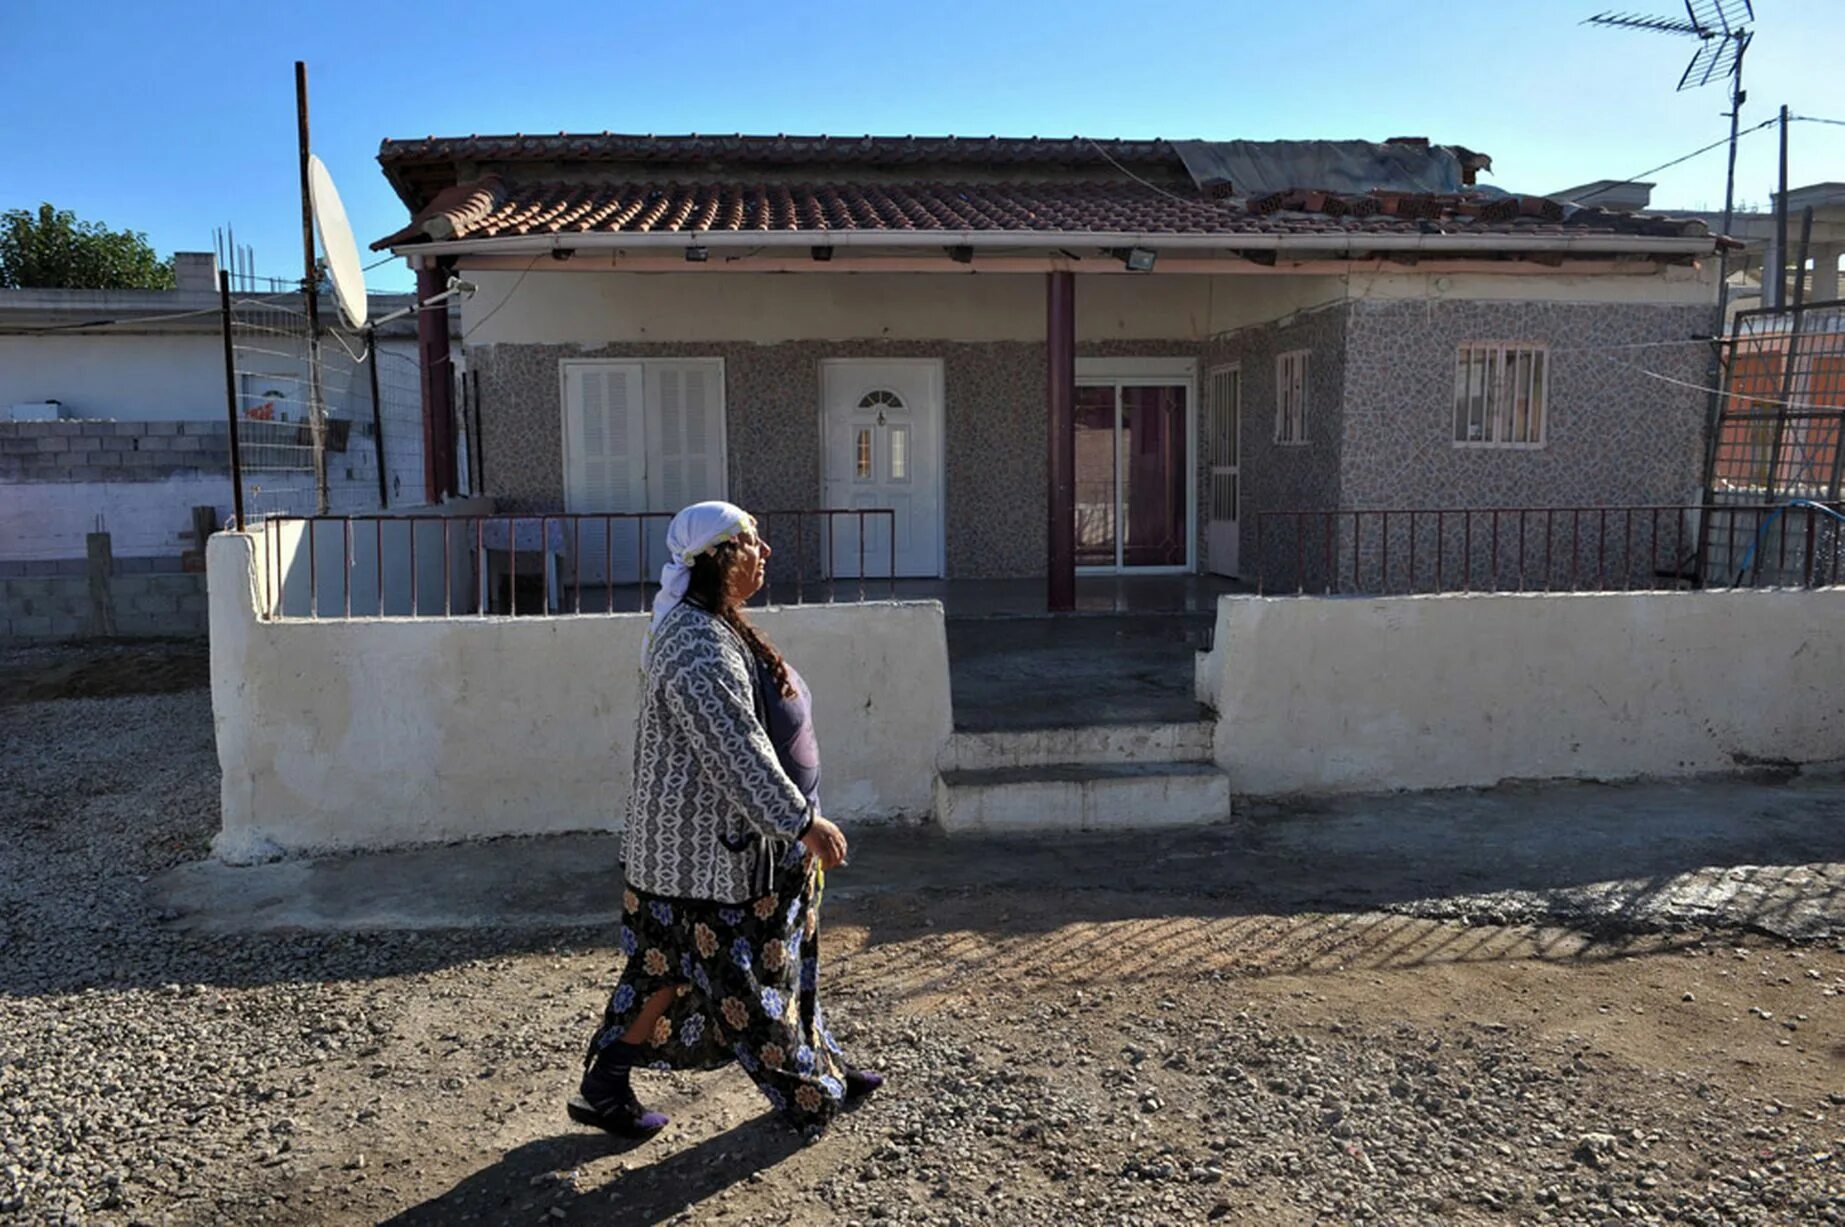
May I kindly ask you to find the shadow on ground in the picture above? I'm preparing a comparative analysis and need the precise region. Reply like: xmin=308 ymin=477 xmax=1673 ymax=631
xmin=67 ymin=770 xmax=1838 ymax=1000
xmin=377 ymin=1114 xmax=803 ymax=1227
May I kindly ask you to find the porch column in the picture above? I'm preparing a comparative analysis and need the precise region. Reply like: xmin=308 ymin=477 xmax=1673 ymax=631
xmin=1813 ymin=246 xmax=1841 ymax=302
xmin=417 ymin=264 xmax=456 ymax=503
xmin=1047 ymin=270 xmax=1076 ymax=611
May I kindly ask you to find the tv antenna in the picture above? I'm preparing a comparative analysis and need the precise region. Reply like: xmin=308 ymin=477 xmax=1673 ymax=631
xmin=1585 ymin=2 xmax=1754 ymax=265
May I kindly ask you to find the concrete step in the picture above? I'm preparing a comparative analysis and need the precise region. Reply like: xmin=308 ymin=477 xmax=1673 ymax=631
xmin=934 ymin=761 xmax=1231 ymax=834
xmin=938 ymin=720 xmax=1215 ymax=774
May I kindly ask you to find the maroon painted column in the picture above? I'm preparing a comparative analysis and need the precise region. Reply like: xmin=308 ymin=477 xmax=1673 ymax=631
xmin=1046 ymin=270 xmax=1076 ymax=611
xmin=416 ymin=264 xmax=456 ymax=503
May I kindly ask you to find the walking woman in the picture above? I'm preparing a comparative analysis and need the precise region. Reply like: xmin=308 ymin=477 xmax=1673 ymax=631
xmin=570 ymin=501 xmax=882 ymax=1138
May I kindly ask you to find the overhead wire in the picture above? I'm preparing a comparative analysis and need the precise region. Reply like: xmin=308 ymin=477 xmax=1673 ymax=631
xmin=459 ymin=254 xmax=543 ymax=344
xmin=1572 ymin=116 xmax=1780 ymax=204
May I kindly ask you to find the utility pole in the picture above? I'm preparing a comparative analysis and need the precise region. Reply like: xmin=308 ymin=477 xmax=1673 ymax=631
xmin=295 ymin=60 xmax=330 ymax=515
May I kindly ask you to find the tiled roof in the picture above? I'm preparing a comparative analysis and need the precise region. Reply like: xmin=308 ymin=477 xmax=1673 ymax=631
xmin=373 ymin=175 xmax=1715 ymax=251
xmin=378 ymin=133 xmax=1180 ymax=171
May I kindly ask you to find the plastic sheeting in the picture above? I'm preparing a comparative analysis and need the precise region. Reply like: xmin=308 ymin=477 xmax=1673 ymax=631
xmin=1172 ymin=140 xmax=1466 ymax=198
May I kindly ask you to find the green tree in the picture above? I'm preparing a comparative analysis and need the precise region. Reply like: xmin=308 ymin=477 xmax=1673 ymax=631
xmin=0 ymin=203 xmax=176 ymax=290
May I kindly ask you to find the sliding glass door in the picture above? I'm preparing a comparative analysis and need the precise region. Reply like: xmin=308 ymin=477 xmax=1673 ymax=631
xmin=1073 ymin=379 xmax=1191 ymax=571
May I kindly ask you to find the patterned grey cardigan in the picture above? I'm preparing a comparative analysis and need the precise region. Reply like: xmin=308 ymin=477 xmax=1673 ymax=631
xmin=622 ymin=603 xmax=814 ymax=903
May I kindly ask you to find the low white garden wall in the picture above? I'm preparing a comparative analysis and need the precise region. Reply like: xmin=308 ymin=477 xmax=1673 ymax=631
xmin=1202 ymin=589 xmax=1845 ymax=796
xmin=208 ymin=532 xmax=953 ymax=863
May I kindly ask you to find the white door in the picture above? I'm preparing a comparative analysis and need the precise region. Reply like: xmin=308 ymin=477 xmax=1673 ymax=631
xmin=822 ymin=359 xmax=944 ymax=578
xmin=1206 ymin=364 xmax=1242 ymax=578
xmin=562 ymin=359 xmax=726 ymax=584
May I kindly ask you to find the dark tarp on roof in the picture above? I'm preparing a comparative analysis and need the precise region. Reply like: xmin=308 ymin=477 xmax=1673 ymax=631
xmin=1173 ymin=140 xmax=1466 ymax=198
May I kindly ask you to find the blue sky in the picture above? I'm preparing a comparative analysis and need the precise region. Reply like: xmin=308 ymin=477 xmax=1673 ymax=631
xmin=3 ymin=0 xmax=1841 ymax=292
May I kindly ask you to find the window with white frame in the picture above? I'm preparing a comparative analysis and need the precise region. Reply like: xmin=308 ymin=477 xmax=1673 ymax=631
xmin=1275 ymin=349 xmax=1309 ymax=445
xmin=1453 ymin=342 xmax=1548 ymax=447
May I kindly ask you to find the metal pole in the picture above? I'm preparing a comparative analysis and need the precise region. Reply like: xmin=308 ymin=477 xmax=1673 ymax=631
xmin=365 ymin=325 xmax=388 ymax=508
xmin=1046 ymin=270 xmax=1077 ymax=611
xmin=1756 ymin=210 xmax=1815 ymax=577
xmin=295 ymin=61 xmax=330 ymax=515
xmin=1774 ymin=104 xmax=1790 ymax=310
xmin=218 ymin=270 xmax=247 ymax=530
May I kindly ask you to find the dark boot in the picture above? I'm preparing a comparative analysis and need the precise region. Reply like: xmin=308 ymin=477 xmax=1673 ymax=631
xmin=567 ymin=1040 xmax=669 ymax=1136
xmin=844 ymin=1068 xmax=885 ymax=1100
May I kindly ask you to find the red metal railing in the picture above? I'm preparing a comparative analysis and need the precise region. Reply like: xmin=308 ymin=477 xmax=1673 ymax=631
xmin=1254 ymin=502 xmax=1845 ymax=596
xmin=261 ymin=509 xmax=899 ymax=620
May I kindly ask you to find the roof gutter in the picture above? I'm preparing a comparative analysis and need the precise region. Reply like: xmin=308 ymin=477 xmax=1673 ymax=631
xmin=389 ymin=229 xmax=1718 ymax=261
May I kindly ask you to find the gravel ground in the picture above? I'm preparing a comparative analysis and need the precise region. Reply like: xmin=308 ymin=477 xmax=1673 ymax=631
xmin=1 ymin=642 xmax=1842 ymax=1226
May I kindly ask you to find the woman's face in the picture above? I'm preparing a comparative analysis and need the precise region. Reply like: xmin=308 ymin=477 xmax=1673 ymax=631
xmin=727 ymin=529 xmax=772 ymax=603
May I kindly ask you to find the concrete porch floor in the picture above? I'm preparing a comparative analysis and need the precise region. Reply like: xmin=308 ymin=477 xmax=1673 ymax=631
xmin=933 ymin=574 xmax=1237 ymax=731
xmin=554 ymin=574 xmax=1240 ymax=732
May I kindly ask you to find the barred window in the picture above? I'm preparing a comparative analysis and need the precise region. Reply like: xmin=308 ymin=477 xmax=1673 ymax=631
xmin=1275 ymin=349 xmax=1308 ymax=445
xmin=1454 ymin=342 xmax=1548 ymax=447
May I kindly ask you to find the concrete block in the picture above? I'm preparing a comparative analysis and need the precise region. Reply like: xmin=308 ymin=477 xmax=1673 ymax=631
xmin=110 ymin=575 xmax=152 ymax=597
xmin=144 ymin=422 xmax=184 ymax=436
xmin=939 ymin=720 xmax=1216 ymax=774
xmin=80 ymin=422 xmax=116 ymax=436
xmin=6 ymin=578 xmax=54 ymax=600
xmin=97 ymin=436 xmax=135 ymax=452
xmin=131 ymin=594 xmax=180 ymax=615
xmin=9 ymin=615 xmax=53 ymax=637
xmin=934 ymin=762 xmax=1232 ymax=834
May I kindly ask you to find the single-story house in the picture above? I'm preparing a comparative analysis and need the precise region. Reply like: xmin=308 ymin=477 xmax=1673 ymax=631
xmin=370 ymin=132 xmax=1725 ymax=599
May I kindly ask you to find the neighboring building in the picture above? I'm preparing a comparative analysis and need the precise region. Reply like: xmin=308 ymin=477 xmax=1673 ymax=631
xmin=369 ymin=132 xmax=1723 ymax=592
xmin=0 ymin=254 xmax=437 ymax=638
xmin=1555 ymin=178 xmax=1845 ymax=315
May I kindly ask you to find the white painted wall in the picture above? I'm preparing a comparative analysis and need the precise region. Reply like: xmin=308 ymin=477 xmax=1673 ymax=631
xmin=0 ymin=475 xmax=230 ymax=560
xmin=208 ymin=531 xmax=954 ymax=862
xmin=0 ymin=332 xmax=422 ymax=425
xmin=460 ymin=265 xmax=1715 ymax=347
xmin=0 ymin=334 xmax=223 ymax=420
xmin=1201 ymin=589 xmax=1845 ymax=796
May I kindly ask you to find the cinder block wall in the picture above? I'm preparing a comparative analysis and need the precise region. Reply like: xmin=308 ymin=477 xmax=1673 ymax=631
xmin=0 ymin=559 xmax=208 ymax=640
xmin=1 ymin=421 xmax=226 ymax=640
xmin=0 ymin=419 xmax=233 ymax=483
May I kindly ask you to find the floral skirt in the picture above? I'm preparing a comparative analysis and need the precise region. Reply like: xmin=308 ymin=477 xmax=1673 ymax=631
xmin=587 ymin=843 xmax=850 ymax=1132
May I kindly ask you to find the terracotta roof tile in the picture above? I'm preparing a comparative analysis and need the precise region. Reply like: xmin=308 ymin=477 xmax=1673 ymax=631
xmin=373 ymin=178 xmax=1713 ymax=251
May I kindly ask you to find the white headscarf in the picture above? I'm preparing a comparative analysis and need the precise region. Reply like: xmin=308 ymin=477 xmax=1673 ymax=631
xmin=647 ymin=500 xmax=757 ymax=646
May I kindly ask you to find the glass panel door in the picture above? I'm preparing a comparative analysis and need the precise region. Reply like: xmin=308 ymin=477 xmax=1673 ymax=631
xmin=1074 ymin=385 xmax=1118 ymax=567
xmin=1121 ymin=384 xmax=1188 ymax=567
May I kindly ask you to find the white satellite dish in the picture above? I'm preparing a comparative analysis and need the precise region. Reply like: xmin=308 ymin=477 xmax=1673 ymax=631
xmin=307 ymin=154 xmax=367 ymax=330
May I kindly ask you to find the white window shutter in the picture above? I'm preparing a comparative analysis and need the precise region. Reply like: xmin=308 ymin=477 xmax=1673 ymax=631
xmin=565 ymin=364 xmax=645 ymax=511
xmin=646 ymin=361 xmax=726 ymax=510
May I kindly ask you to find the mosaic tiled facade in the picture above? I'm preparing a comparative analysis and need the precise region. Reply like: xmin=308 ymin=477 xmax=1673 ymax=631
xmin=1200 ymin=303 xmax=1350 ymax=585
xmin=468 ymin=338 xmax=1195 ymax=579
xmin=1321 ymin=299 xmax=1711 ymax=594
xmin=466 ymin=295 xmax=1710 ymax=586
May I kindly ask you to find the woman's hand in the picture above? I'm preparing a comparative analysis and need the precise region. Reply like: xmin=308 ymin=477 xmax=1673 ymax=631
xmin=800 ymin=814 xmax=848 ymax=870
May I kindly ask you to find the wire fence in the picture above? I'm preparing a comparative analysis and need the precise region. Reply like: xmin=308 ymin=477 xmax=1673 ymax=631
xmin=224 ymin=287 xmax=462 ymax=522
